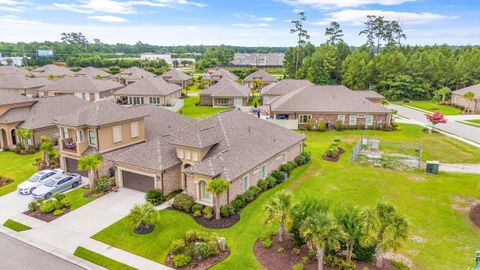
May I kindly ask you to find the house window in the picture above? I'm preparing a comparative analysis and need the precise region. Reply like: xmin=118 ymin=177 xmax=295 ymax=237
xmin=298 ymin=114 xmax=311 ymax=124
xmin=199 ymin=180 xmax=211 ymax=201
xmin=149 ymin=97 xmax=161 ymax=105
xmin=185 ymin=151 xmax=191 ymax=160
xmin=113 ymin=125 xmax=123 ymax=143
xmin=243 ymin=175 xmax=248 ymax=192
xmin=192 ymin=152 xmax=199 ymax=162
xmin=130 ymin=121 xmax=139 ymax=138
xmin=76 ymin=130 xmax=84 ymax=142
xmin=349 ymin=115 xmax=357 ymax=125
xmin=129 ymin=96 xmax=144 ymax=105
xmin=261 ymin=164 xmax=266 ymax=178
xmin=216 ymin=98 xmax=229 ymax=106
xmin=337 ymin=115 xmax=345 ymax=124
xmin=88 ymin=130 xmax=96 ymax=146
xmin=366 ymin=115 xmax=373 ymax=126
xmin=178 ymin=149 xmax=184 ymax=159
xmin=62 ymin=128 xmax=69 ymax=139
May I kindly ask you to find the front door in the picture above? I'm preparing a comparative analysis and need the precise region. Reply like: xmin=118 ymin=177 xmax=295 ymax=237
xmin=234 ymin=98 xmax=243 ymax=107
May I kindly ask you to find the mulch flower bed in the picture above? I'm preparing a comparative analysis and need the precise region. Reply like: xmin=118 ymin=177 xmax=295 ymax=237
xmin=469 ymin=203 xmax=480 ymax=228
xmin=322 ymin=147 xmax=345 ymax=162
xmin=166 ymin=248 xmax=230 ymax=270
xmin=167 ymin=207 xmax=240 ymax=229
xmin=23 ymin=208 xmax=71 ymax=223
xmin=254 ymin=233 xmax=394 ymax=270
xmin=0 ymin=177 xmax=14 ymax=187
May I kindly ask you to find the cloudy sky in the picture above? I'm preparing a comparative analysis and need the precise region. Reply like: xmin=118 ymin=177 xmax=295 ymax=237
xmin=0 ymin=0 xmax=479 ymax=46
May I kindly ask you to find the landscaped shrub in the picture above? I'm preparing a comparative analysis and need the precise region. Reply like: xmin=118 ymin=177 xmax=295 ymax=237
xmin=271 ymin=170 xmax=285 ymax=182
xmin=257 ymin=179 xmax=268 ymax=191
xmin=335 ymin=120 xmax=345 ymax=131
xmin=280 ymin=162 xmax=295 ymax=173
xmin=28 ymin=201 xmax=38 ymax=212
xmin=39 ymin=200 xmax=57 ymax=214
xmin=248 ymin=186 xmax=262 ymax=197
xmin=220 ymin=204 xmax=235 ymax=218
xmin=317 ymin=120 xmax=327 ymax=131
xmin=173 ymin=194 xmax=195 ymax=212
xmin=52 ymin=193 xmax=66 ymax=202
xmin=244 ymin=189 xmax=256 ymax=202
xmin=203 ymin=206 xmax=213 ymax=220
xmin=292 ymin=263 xmax=305 ymax=270
xmin=191 ymin=204 xmax=204 ymax=213
xmin=165 ymin=189 xmax=183 ymax=201
xmin=292 ymin=247 xmax=301 ymax=255
xmin=231 ymin=196 xmax=246 ymax=212
xmin=145 ymin=189 xmax=165 ymax=206
xmin=172 ymin=254 xmax=192 ymax=268
xmin=60 ymin=198 xmax=71 ymax=208
xmin=92 ymin=176 xmax=115 ymax=194
xmin=53 ymin=209 xmax=65 ymax=216
xmin=265 ymin=176 xmax=278 ymax=188
xmin=192 ymin=242 xmax=211 ymax=259
xmin=170 ymin=239 xmax=186 ymax=254
xmin=261 ymin=237 xmax=272 ymax=248
xmin=193 ymin=210 xmax=202 ymax=217
xmin=391 ymin=261 xmax=410 ymax=270
xmin=353 ymin=243 xmax=375 ymax=262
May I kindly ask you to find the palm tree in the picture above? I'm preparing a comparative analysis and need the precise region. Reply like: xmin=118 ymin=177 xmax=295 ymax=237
xmin=17 ymin=128 xmax=33 ymax=150
xmin=334 ymin=204 xmax=363 ymax=262
xmin=463 ymin=91 xmax=475 ymax=113
xmin=77 ymin=154 xmax=103 ymax=192
xmin=127 ymin=203 xmax=160 ymax=233
xmin=264 ymin=190 xmax=293 ymax=242
xmin=300 ymin=210 xmax=343 ymax=270
xmin=251 ymin=79 xmax=264 ymax=99
xmin=360 ymin=202 xmax=409 ymax=268
xmin=39 ymin=136 xmax=54 ymax=168
xmin=206 ymin=178 xmax=230 ymax=220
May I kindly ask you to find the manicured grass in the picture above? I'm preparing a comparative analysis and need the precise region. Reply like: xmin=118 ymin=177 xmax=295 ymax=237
xmin=465 ymin=119 xmax=480 ymax=125
xmin=93 ymin=124 xmax=480 ymax=270
xmin=458 ymin=120 xmax=480 ymax=128
xmin=65 ymin=188 xmax=97 ymax=211
xmin=183 ymin=81 xmax=203 ymax=94
xmin=180 ymin=96 xmax=228 ymax=119
xmin=407 ymin=101 xmax=463 ymax=115
xmin=74 ymin=247 xmax=137 ymax=270
xmin=0 ymin=151 xmax=41 ymax=197
xmin=3 ymin=219 xmax=31 ymax=232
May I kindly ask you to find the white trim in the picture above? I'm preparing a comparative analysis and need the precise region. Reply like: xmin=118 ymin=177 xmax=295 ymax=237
xmin=117 ymin=166 xmax=157 ymax=189
xmin=298 ymin=114 xmax=312 ymax=124
xmin=130 ymin=121 xmax=139 ymax=138
xmin=113 ymin=125 xmax=123 ymax=143
xmin=349 ymin=115 xmax=357 ymax=125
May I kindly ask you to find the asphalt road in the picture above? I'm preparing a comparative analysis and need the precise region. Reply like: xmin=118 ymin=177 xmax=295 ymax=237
xmin=388 ymin=104 xmax=480 ymax=143
xmin=0 ymin=232 xmax=85 ymax=270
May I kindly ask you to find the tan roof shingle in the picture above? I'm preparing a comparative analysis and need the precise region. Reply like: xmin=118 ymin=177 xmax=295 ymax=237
xmin=38 ymin=76 xmax=123 ymax=93
xmin=114 ymin=77 xmax=181 ymax=96
xmin=244 ymin=69 xmax=278 ymax=83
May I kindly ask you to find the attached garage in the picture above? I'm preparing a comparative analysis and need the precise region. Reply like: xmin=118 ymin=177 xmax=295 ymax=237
xmin=121 ymin=170 xmax=155 ymax=192
xmin=65 ymin=157 xmax=88 ymax=177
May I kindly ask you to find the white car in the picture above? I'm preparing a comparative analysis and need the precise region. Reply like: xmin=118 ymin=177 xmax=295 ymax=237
xmin=17 ymin=169 xmax=63 ymax=195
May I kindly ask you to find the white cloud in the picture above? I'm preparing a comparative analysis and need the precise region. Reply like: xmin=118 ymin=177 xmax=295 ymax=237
xmin=0 ymin=0 xmax=26 ymax=12
xmin=232 ymin=23 xmax=270 ymax=28
xmin=283 ymin=0 xmax=415 ymax=9
xmin=87 ymin=15 xmax=128 ymax=23
xmin=53 ymin=0 xmax=206 ymax=14
xmin=0 ymin=14 xmax=41 ymax=24
xmin=315 ymin=9 xmax=455 ymax=25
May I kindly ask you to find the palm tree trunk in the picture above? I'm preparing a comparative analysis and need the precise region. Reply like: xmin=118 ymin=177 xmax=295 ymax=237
xmin=316 ymin=244 xmax=324 ymax=270
xmin=89 ymin=169 xmax=95 ymax=192
xmin=375 ymin=242 xmax=384 ymax=268
xmin=215 ymin=194 xmax=220 ymax=220
xmin=43 ymin=150 xmax=50 ymax=168
xmin=279 ymin=223 xmax=285 ymax=242
xmin=346 ymin=241 xmax=354 ymax=262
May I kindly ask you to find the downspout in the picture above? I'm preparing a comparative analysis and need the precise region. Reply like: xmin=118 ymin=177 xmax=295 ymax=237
xmin=161 ymin=171 xmax=165 ymax=192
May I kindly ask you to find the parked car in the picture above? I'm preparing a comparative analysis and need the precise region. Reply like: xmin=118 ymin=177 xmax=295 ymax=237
xmin=32 ymin=173 xmax=82 ymax=199
xmin=17 ymin=169 xmax=63 ymax=195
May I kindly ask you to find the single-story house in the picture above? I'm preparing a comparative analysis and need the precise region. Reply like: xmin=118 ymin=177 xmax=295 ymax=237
xmin=261 ymin=79 xmax=314 ymax=104
xmin=114 ymin=67 xmax=156 ymax=85
xmin=0 ymin=74 xmax=53 ymax=97
xmin=268 ymin=85 xmax=392 ymax=129
xmin=244 ymin=69 xmax=278 ymax=88
xmin=161 ymin=69 xmax=193 ymax=88
xmin=0 ymin=66 xmax=30 ymax=76
xmin=75 ymin=67 xmax=112 ymax=79
xmin=353 ymin=90 xmax=386 ymax=104
xmin=205 ymin=68 xmax=238 ymax=84
xmin=451 ymin=84 xmax=480 ymax=113
xmin=199 ymin=78 xmax=249 ymax=107
xmin=0 ymin=93 xmax=90 ymax=149
xmin=113 ymin=77 xmax=182 ymax=106
xmin=31 ymin=64 xmax=75 ymax=78
xmin=36 ymin=76 xmax=124 ymax=102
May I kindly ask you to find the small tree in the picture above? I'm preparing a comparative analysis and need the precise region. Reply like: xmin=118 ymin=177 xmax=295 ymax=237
xmin=206 ymin=178 xmax=230 ymax=220
xmin=463 ymin=91 xmax=475 ymax=113
xmin=435 ymin=87 xmax=451 ymax=103
xmin=334 ymin=204 xmax=363 ymax=262
xmin=360 ymin=202 xmax=409 ymax=269
xmin=39 ymin=136 xmax=54 ymax=168
xmin=127 ymin=203 xmax=160 ymax=233
xmin=264 ymin=190 xmax=293 ymax=242
xmin=77 ymin=154 xmax=103 ymax=192
xmin=425 ymin=112 xmax=446 ymax=132
xmin=251 ymin=79 xmax=264 ymax=98
xmin=17 ymin=128 xmax=33 ymax=150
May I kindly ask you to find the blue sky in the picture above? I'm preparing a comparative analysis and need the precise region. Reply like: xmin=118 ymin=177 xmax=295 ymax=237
xmin=0 ymin=0 xmax=479 ymax=46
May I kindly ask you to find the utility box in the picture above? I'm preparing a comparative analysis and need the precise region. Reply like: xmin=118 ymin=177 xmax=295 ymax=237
xmin=426 ymin=161 xmax=440 ymax=175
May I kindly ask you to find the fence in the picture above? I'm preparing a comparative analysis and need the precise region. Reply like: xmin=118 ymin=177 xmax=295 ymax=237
xmin=265 ymin=119 xmax=299 ymax=130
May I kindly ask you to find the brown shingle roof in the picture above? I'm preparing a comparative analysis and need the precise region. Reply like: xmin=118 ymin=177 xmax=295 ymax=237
xmin=270 ymin=85 xmax=390 ymax=114
xmin=452 ymin=84 xmax=480 ymax=98
xmin=199 ymin=78 xmax=249 ymax=98
xmin=0 ymin=74 xmax=52 ymax=89
xmin=261 ymin=79 xmax=314 ymax=96
xmin=244 ymin=69 xmax=278 ymax=83
xmin=75 ymin=67 xmax=111 ymax=78
xmin=161 ymin=69 xmax=192 ymax=82
xmin=0 ymin=106 xmax=30 ymax=124
xmin=32 ymin=64 xmax=74 ymax=77
xmin=353 ymin=90 xmax=385 ymax=99
xmin=53 ymin=100 xmax=147 ymax=127
xmin=0 ymin=91 xmax=34 ymax=106
xmin=114 ymin=77 xmax=181 ymax=96
xmin=38 ymin=76 xmax=123 ymax=93
xmin=208 ymin=69 xmax=238 ymax=81
xmin=0 ymin=66 xmax=30 ymax=76
xmin=116 ymin=67 xmax=155 ymax=80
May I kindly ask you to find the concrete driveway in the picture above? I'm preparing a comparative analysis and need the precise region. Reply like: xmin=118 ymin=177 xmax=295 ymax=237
xmin=0 ymin=191 xmax=33 ymax=224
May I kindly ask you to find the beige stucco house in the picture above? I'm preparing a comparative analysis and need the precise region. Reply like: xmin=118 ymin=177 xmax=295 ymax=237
xmin=451 ymin=84 xmax=480 ymax=113
xmin=161 ymin=69 xmax=193 ymax=88
xmin=244 ymin=69 xmax=278 ymax=88
xmin=0 ymin=74 xmax=53 ymax=97
xmin=261 ymin=79 xmax=313 ymax=104
xmin=113 ymin=77 xmax=182 ymax=106
xmin=199 ymin=78 xmax=249 ymax=108
xmin=114 ymin=67 xmax=156 ymax=85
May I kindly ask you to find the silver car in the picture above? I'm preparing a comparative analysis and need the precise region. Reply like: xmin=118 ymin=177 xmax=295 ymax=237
xmin=17 ymin=169 xmax=63 ymax=195
xmin=32 ymin=173 xmax=82 ymax=199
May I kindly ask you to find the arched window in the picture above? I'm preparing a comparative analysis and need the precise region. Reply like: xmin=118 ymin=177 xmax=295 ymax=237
xmin=198 ymin=180 xmax=210 ymax=201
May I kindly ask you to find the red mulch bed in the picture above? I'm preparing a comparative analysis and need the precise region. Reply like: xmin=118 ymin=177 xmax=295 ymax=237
xmin=23 ymin=208 xmax=71 ymax=223
xmin=254 ymin=234 xmax=394 ymax=270
xmin=469 ymin=204 xmax=480 ymax=228
xmin=0 ymin=177 xmax=13 ymax=187
xmin=322 ymin=147 xmax=345 ymax=162
xmin=167 ymin=207 xmax=240 ymax=229
xmin=165 ymin=249 xmax=230 ymax=270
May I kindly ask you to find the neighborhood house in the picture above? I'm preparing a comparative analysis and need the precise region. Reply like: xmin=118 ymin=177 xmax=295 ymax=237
xmin=113 ymin=77 xmax=182 ymax=106
xmin=244 ymin=69 xmax=278 ymax=88
xmin=160 ymin=69 xmax=193 ymax=88
xmin=451 ymin=84 xmax=480 ymax=112
xmin=199 ymin=78 xmax=249 ymax=107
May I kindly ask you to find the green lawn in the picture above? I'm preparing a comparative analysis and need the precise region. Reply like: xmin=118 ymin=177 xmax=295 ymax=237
xmin=183 ymin=81 xmax=203 ymax=94
xmin=66 ymin=188 xmax=97 ymax=211
xmin=180 ymin=96 xmax=228 ymax=119
xmin=407 ymin=101 xmax=463 ymax=115
xmin=93 ymin=124 xmax=480 ymax=270
xmin=74 ymin=247 xmax=137 ymax=270
xmin=0 ymin=151 xmax=41 ymax=197
xmin=3 ymin=219 xmax=31 ymax=232
xmin=465 ymin=119 xmax=480 ymax=125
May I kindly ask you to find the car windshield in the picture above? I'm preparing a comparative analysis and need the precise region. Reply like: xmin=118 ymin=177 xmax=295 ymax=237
xmin=44 ymin=179 xmax=57 ymax=187
xmin=28 ymin=174 xmax=42 ymax=182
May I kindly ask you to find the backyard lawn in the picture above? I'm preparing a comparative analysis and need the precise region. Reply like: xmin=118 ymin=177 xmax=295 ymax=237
xmin=93 ymin=124 xmax=480 ymax=270
xmin=180 ymin=96 xmax=228 ymax=119
xmin=406 ymin=101 xmax=463 ymax=115
xmin=0 ymin=151 xmax=41 ymax=197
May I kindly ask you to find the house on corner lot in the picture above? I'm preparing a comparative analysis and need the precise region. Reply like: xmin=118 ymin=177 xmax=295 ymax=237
xmin=108 ymin=109 xmax=305 ymax=205
xmin=268 ymin=85 xmax=392 ymax=129
xmin=261 ymin=79 xmax=314 ymax=104
xmin=451 ymin=84 xmax=480 ymax=113
xmin=114 ymin=67 xmax=156 ymax=85
xmin=113 ymin=77 xmax=182 ymax=106
xmin=161 ymin=69 xmax=193 ymax=88
xmin=36 ymin=76 xmax=124 ymax=102
xmin=0 ymin=92 xmax=90 ymax=149
xmin=199 ymin=78 xmax=249 ymax=108
xmin=244 ymin=69 xmax=278 ymax=88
